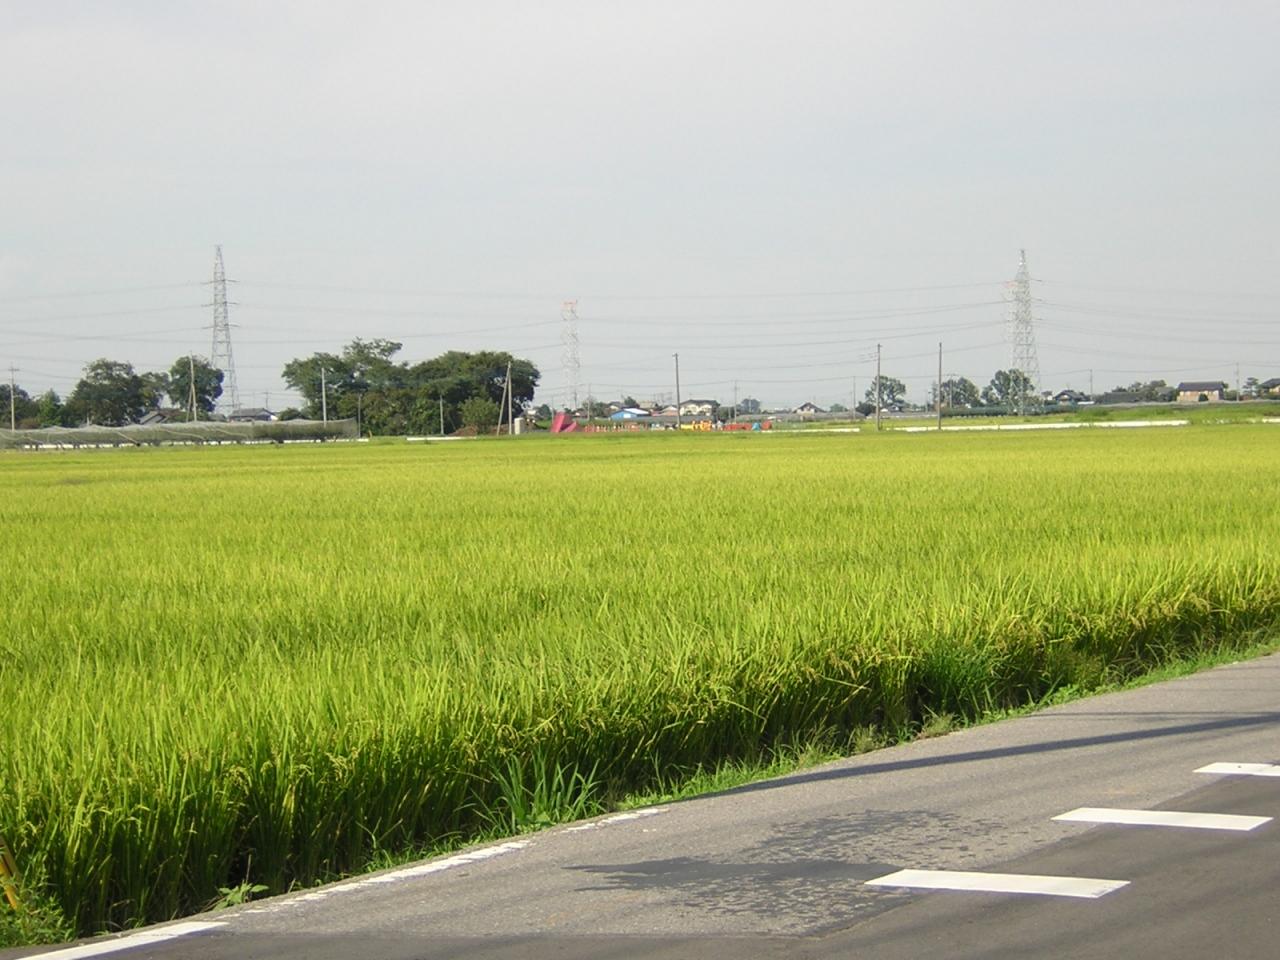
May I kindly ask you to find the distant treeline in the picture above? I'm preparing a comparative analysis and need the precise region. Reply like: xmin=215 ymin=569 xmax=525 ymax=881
xmin=1 ymin=340 xmax=539 ymax=435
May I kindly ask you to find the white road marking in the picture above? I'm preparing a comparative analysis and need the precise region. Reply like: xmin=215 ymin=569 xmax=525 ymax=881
xmin=899 ymin=420 xmax=1188 ymax=433
xmin=1196 ymin=762 xmax=1280 ymax=778
xmin=243 ymin=840 xmax=530 ymax=915
xmin=1054 ymin=807 xmax=1271 ymax=831
xmin=14 ymin=921 xmax=226 ymax=959
xmin=565 ymin=807 xmax=668 ymax=833
xmin=865 ymin=869 xmax=1127 ymax=899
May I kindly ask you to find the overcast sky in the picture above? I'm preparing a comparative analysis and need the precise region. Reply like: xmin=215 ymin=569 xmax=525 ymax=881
xmin=3 ymin=1 xmax=1278 ymax=410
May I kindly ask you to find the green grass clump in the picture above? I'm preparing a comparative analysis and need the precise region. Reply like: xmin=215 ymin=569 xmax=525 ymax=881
xmin=1 ymin=426 xmax=1277 ymax=938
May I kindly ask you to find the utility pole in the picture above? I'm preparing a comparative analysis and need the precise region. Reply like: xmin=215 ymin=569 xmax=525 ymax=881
xmin=187 ymin=355 xmax=197 ymax=422
xmin=208 ymin=245 xmax=240 ymax=416
xmin=439 ymin=397 xmax=445 ymax=435
xmin=7 ymin=365 xmax=16 ymax=431
xmin=1089 ymin=368 xmax=1094 ymax=399
xmin=875 ymin=343 xmax=882 ymax=431
xmin=8 ymin=365 xmax=17 ymax=432
xmin=733 ymin=380 xmax=739 ymax=421
xmin=937 ymin=342 xmax=943 ymax=431
xmin=506 ymin=361 xmax=514 ymax=435
xmin=496 ymin=364 xmax=510 ymax=436
xmin=320 ymin=367 xmax=328 ymax=424
xmin=673 ymin=353 xmax=682 ymax=429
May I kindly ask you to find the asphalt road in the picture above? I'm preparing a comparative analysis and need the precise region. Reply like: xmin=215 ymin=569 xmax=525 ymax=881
xmin=11 ymin=652 xmax=1280 ymax=960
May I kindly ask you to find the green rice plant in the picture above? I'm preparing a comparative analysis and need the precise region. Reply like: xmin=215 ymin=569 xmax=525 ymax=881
xmin=479 ymin=751 xmax=602 ymax=834
xmin=0 ymin=426 xmax=1278 ymax=939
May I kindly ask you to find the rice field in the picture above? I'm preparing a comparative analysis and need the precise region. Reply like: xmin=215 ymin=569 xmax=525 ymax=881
xmin=2 ymin=425 xmax=1278 ymax=937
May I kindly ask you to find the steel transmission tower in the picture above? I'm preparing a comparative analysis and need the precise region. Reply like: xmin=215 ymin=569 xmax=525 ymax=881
xmin=209 ymin=246 xmax=240 ymax=416
xmin=1007 ymin=249 xmax=1042 ymax=414
xmin=561 ymin=299 xmax=580 ymax=412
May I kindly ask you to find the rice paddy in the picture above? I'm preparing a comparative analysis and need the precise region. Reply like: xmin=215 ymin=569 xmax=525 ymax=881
xmin=2 ymin=425 xmax=1278 ymax=937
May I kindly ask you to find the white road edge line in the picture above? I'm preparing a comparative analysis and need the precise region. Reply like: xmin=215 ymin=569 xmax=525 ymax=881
xmin=1054 ymin=807 xmax=1271 ymax=831
xmin=865 ymin=869 xmax=1127 ymax=899
xmin=565 ymin=807 xmax=669 ymax=833
xmin=1196 ymin=762 xmax=1280 ymax=778
xmin=242 ymin=840 xmax=531 ymax=915
xmin=14 ymin=921 xmax=226 ymax=960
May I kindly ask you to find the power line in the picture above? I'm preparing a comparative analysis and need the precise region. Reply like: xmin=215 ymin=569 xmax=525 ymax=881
xmin=230 ymin=279 xmax=1004 ymax=301
xmin=0 ymin=283 xmax=203 ymax=305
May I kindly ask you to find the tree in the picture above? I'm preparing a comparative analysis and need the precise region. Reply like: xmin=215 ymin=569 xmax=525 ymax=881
xmin=1243 ymin=377 xmax=1260 ymax=399
xmin=281 ymin=350 xmax=346 ymax=419
xmin=981 ymin=369 xmax=1032 ymax=408
xmin=583 ymin=396 xmax=611 ymax=418
xmin=65 ymin=359 xmax=149 ymax=425
xmin=934 ymin=377 xmax=980 ymax=409
xmin=35 ymin=389 xmax=65 ymax=427
xmin=140 ymin=371 xmax=170 ymax=412
xmin=282 ymin=343 xmax=540 ymax=435
xmin=865 ymin=375 xmax=906 ymax=408
xmin=166 ymin=356 xmax=224 ymax=417
xmin=829 ymin=402 xmax=848 ymax=413
xmin=738 ymin=397 xmax=762 ymax=415
xmin=1121 ymin=379 xmax=1175 ymax=402
xmin=0 ymin=383 xmax=37 ymax=428
xmin=459 ymin=396 xmax=499 ymax=432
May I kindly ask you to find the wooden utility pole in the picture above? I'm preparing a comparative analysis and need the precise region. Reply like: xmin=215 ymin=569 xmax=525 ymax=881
xmin=937 ymin=342 xmax=943 ymax=431
xmin=7 ymin=366 xmax=16 ymax=432
xmin=506 ymin=361 xmax=514 ymax=436
xmin=673 ymin=353 xmax=682 ymax=429
xmin=875 ymin=344 xmax=882 ymax=432
xmin=491 ymin=366 xmax=506 ymax=437
xmin=188 ymin=355 xmax=197 ymax=422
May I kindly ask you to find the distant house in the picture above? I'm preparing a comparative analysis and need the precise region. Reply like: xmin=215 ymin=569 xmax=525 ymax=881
xmin=1052 ymin=389 xmax=1089 ymax=404
xmin=794 ymin=401 xmax=826 ymax=416
xmin=1176 ymin=381 xmax=1227 ymax=403
xmin=138 ymin=409 xmax=179 ymax=425
xmin=1260 ymin=378 xmax=1280 ymax=397
xmin=229 ymin=407 xmax=277 ymax=422
xmin=608 ymin=407 xmax=650 ymax=421
xmin=678 ymin=399 xmax=718 ymax=418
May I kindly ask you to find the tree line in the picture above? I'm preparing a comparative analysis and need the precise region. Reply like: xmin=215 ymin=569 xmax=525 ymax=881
xmin=2 ymin=341 xmax=540 ymax=434
xmin=280 ymin=339 xmax=538 ymax=434
xmin=2 ymin=357 xmax=224 ymax=428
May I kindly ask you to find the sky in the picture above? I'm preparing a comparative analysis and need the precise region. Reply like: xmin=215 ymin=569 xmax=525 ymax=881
xmin=3 ymin=1 xmax=1278 ymax=411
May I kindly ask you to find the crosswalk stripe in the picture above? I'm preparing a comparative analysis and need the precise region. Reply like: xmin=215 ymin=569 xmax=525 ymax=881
xmin=1196 ymin=762 xmax=1280 ymax=778
xmin=1054 ymin=807 xmax=1271 ymax=831
xmin=865 ymin=868 xmax=1128 ymax=899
